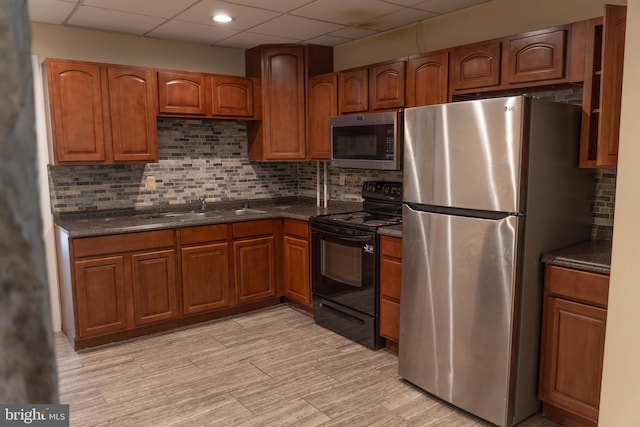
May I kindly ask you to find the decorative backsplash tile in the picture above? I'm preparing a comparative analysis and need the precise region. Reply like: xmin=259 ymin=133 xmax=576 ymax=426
xmin=48 ymin=119 xmax=298 ymax=212
xmin=47 ymin=88 xmax=616 ymax=240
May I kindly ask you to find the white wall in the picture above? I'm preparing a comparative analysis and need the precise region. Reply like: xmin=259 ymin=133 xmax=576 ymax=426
xmin=31 ymin=22 xmax=245 ymax=75
xmin=599 ymin=0 xmax=640 ymax=424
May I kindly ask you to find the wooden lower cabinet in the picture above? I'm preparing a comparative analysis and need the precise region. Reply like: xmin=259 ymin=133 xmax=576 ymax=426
xmin=233 ymin=220 xmax=277 ymax=304
xmin=283 ymin=220 xmax=311 ymax=309
xmin=74 ymin=255 xmax=128 ymax=337
xmin=131 ymin=249 xmax=178 ymax=326
xmin=379 ymin=235 xmax=402 ymax=352
xmin=539 ymin=264 xmax=609 ymax=426
xmin=180 ymin=225 xmax=231 ymax=315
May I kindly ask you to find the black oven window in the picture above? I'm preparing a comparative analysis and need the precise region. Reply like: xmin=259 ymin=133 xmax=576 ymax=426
xmin=321 ymin=240 xmax=362 ymax=287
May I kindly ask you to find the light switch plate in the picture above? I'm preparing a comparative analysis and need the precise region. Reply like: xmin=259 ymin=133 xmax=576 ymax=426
xmin=146 ymin=176 xmax=156 ymax=190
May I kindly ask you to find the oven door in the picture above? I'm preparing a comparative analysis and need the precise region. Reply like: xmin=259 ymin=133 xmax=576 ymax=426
xmin=311 ymin=222 xmax=376 ymax=316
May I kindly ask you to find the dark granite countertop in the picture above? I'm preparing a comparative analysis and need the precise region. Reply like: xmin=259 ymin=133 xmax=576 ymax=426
xmin=378 ymin=224 xmax=402 ymax=238
xmin=54 ymin=198 xmax=362 ymax=238
xmin=541 ymin=240 xmax=612 ymax=275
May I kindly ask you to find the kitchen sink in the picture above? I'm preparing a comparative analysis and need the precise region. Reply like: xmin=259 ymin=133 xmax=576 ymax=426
xmin=138 ymin=211 xmax=219 ymax=220
xmin=232 ymin=208 xmax=267 ymax=215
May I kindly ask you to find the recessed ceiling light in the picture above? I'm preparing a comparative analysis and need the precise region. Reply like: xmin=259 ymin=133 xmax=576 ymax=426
xmin=213 ymin=14 xmax=233 ymax=23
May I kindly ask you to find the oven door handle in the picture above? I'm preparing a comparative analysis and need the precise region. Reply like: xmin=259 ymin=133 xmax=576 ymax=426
xmin=314 ymin=229 xmax=374 ymax=242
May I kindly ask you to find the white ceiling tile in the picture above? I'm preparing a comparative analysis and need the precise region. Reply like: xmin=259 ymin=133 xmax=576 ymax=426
xmin=329 ymin=26 xmax=377 ymax=40
xmin=365 ymin=8 xmax=436 ymax=32
xmin=27 ymin=0 xmax=76 ymax=24
xmin=219 ymin=0 xmax=316 ymax=13
xmin=216 ymin=31 xmax=299 ymax=49
xmin=147 ymin=19 xmax=240 ymax=45
xmin=305 ymin=34 xmax=351 ymax=46
xmin=412 ymin=0 xmax=492 ymax=14
xmin=67 ymin=5 xmax=165 ymax=35
xmin=250 ymin=15 xmax=343 ymax=40
xmin=291 ymin=0 xmax=401 ymax=26
xmin=81 ymin=0 xmax=199 ymax=19
xmin=380 ymin=0 xmax=425 ymax=6
xmin=175 ymin=0 xmax=280 ymax=30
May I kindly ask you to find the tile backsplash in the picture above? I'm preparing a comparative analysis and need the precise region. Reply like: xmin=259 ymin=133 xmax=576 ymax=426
xmin=48 ymin=119 xmax=298 ymax=212
xmin=48 ymin=89 xmax=616 ymax=240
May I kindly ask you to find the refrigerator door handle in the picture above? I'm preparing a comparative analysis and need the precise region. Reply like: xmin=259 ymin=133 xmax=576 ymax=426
xmin=406 ymin=202 xmax=519 ymax=220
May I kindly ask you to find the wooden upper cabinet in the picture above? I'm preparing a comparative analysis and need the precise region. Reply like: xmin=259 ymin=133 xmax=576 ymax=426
xmin=157 ymin=70 xmax=207 ymax=116
xmin=45 ymin=59 xmax=158 ymax=164
xmin=580 ymin=5 xmax=626 ymax=168
xmin=505 ymin=28 xmax=567 ymax=84
xmin=210 ymin=75 xmax=254 ymax=117
xmin=46 ymin=60 xmax=107 ymax=163
xmin=369 ymin=61 xmax=406 ymax=111
xmin=338 ymin=68 xmax=368 ymax=114
xmin=246 ymin=44 xmax=332 ymax=161
xmin=107 ymin=66 xmax=158 ymax=162
xmin=451 ymin=41 xmax=502 ymax=91
xmin=158 ymin=71 xmax=255 ymax=119
xmin=406 ymin=51 xmax=449 ymax=107
xmin=307 ymin=73 xmax=337 ymax=160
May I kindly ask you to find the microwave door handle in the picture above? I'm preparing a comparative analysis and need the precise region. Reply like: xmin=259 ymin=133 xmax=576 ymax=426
xmin=317 ymin=230 xmax=373 ymax=242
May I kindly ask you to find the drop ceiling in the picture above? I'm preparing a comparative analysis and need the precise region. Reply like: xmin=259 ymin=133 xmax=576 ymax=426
xmin=28 ymin=0 xmax=493 ymax=49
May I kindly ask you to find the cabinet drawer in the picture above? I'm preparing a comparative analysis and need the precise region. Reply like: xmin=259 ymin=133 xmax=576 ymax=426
xmin=73 ymin=230 xmax=175 ymax=258
xmin=380 ymin=236 xmax=401 ymax=258
xmin=380 ymin=256 xmax=401 ymax=301
xmin=180 ymin=224 xmax=228 ymax=245
xmin=380 ymin=298 xmax=400 ymax=341
xmin=284 ymin=219 xmax=308 ymax=239
xmin=545 ymin=265 xmax=609 ymax=308
xmin=233 ymin=220 xmax=274 ymax=239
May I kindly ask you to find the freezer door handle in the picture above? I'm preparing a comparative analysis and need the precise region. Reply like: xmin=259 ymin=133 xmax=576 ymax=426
xmin=406 ymin=202 xmax=518 ymax=220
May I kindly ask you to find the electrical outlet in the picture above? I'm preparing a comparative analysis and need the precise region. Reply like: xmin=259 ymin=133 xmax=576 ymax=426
xmin=339 ymin=171 xmax=346 ymax=186
xmin=146 ymin=176 xmax=156 ymax=190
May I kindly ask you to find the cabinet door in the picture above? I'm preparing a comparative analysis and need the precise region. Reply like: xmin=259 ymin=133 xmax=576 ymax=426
xmin=234 ymin=236 xmax=276 ymax=304
xmin=539 ymin=297 xmax=607 ymax=423
xmin=210 ymin=75 xmax=254 ymax=117
xmin=157 ymin=70 xmax=208 ymax=116
xmin=284 ymin=235 xmax=310 ymax=307
xmin=338 ymin=68 xmax=368 ymax=114
xmin=181 ymin=243 xmax=230 ymax=314
xmin=307 ymin=73 xmax=337 ymax=160
xmin=406 ymin=51 xmax=449 ymax=107
xmin=379 ymin=236 xmax=402 ymax=343
xmin=261 ymin=46 xmax=306 ymax=159
xmin=505 ymin=28 xmax=566 ymax=84
xmin=46 ymin=60 xmax=107 ymax=163
xmin=74 ymin=256 xmax=128 ymax=337
xmin=131 ymin=249 xmax=178 ymax=325
xmin=369 ymin=61 xmax=405 ymax=110
xmin=451 ymin=41 xmax=501 ymax=91
xmin=107 ymin=66 xmax=158 ymax=162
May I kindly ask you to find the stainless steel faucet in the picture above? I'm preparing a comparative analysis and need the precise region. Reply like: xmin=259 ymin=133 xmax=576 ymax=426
xmin=198 ymin=198 xmax=206 ymax=211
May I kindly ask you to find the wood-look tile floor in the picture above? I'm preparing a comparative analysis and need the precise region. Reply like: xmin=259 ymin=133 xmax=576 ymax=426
xmin=56 ymin=305 xmax=561 ymax=427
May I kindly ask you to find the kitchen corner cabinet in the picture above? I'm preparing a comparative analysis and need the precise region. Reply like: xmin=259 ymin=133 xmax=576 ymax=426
xmin=579 ymin=5 xmax=626 ymax=168
xmin=283 ymin=220 xmax=311 ymax=309
xmin=157 ymin=70 xmax=255 ymax=119
xmin=245 ymin=44 xmax=333 ymax=161
xmin=58 ymin=228 xmax=178 ymax=348
xmin=45 ymin=59 xmax=158 ymax=164
xmin=180 ymin=225 xmax=231 ymax=315
xmin=539 ymin=264 xmax=609 ymax=427
xmin=379 ymin=236 xmax=402 ymax=352
xmin=233 ymin=220 xmax=277 ymax=304
xmin=406 ymin=51 xmax=450 ymax=107
xmin=307 ymin=73 xmax=337 ymax=160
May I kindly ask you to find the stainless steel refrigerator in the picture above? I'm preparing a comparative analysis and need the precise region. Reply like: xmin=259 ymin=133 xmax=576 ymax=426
xmin=399 ymin=96 xmax=594 ymax=426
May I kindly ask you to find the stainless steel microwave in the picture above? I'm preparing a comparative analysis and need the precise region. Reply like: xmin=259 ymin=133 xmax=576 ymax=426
xmin=330 ymin=111 xmax=402 ymax=170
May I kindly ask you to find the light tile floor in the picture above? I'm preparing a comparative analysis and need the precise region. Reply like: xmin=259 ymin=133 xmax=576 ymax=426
xmin=55 ymin=305 xmax=561 ymax=426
